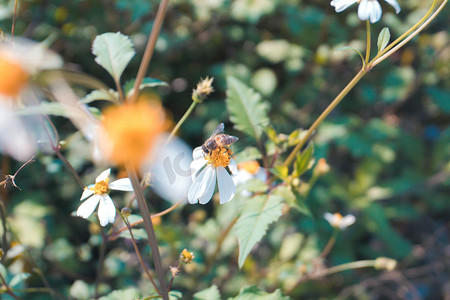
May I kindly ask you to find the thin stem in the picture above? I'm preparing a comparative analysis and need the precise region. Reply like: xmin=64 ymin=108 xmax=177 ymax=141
xmin=365 ymin=20 xmax=371 ymax=64
xmin=110 ymin=199 xmax=184 ymax=238
xmin=322 ymin=260 xmax=377 ymax=276
xmin=11 ymin=0 xmax=18 ymax=39
xmin=167 ymin=262 xmax=181 ymax=291
xmin=166 ymin=101 xmax=197 ymax=144
xmin=127 ymin=167 xmax=169 ymax=300
xmin=119 ymin=212 xmax=161 ymax=295
xmin=282 ymin=68 xmax=367 ymax=168
xmin=320 ymin=229 xmax=339 ymax=259
xmin=0 ymin=202 xmax=8 ymax=264
xmin=373 ymin=0 xmax=438 ymax=61
xmin=370 ymin=0 xmax=447 ymax=68
xmin=94 ymin=227 xmax=107 ymax=300
xmin=0 ymin=271 xmax=22 ymax=300
xmin=114 ymin=78 xmax=125 ymax=103
xmin=54 ymin=149 xmax=84 ymax=188
xmin=128 ymin=0 xmax=170 ymax=104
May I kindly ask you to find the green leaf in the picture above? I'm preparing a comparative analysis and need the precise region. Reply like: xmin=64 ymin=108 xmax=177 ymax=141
xmin=123 ymin=77 xmax=168 ymax=97
xmin=194 ymin=285 xmax=221 ymax=300
xmin=92 ymin=32 xmax=136 ymax=82
xmin=335 ymin=46 xmax=365 ymax=66
xmin=234 ymin=147 xmax=262 ymax=163
xmin=98 ymin=288 xmax=140 ymax=300
xmin=272 ymin=185 xmax=311 ymax=216
xmin=80 ymin=89 xmax=119 ymax=104
xmin=0 ymin=263 xmax=7 ymax=279
xmin=234 ymin=194 xmax=283 ymax=268
xmin=270 ymin=166 xmax=288 ymax=180
xmin=169 ymin=291 xmax=183 ymax=299
xmin=293 ymin=144 xmax=314 ymax=177
xmin=377 ymin=27 xmax=391 ymax=54
xmin=237 ymin=179 xmax=268 ymax=194
xmin=288 ymin=128 xmax=306 ymax=146
xmin=16 ymin=102 xmax=70 ymax=117
xmin=226 ymin=76 xmax=270 ymax=140
xmin=118 ymin=228 xmax=147 ymax=240
xmin=9 ymin=273 xmax=30 ymax=288
xmin=230 ymin=286 xmax=291 ymax=300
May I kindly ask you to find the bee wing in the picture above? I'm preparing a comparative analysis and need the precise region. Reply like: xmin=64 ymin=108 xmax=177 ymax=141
xmin=209 ymin=123 xmax=225 ymax=139
xmin=224 ymin=135 xmax=239 ymax=145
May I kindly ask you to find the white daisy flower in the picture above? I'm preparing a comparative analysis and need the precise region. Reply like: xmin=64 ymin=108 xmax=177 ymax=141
xmin=324 ymin=212 xmax=356 ymax=230
xmin=330 ymin=0 xmax=401 ymax=23
xmin=233 ymin=160 xmax=267 ymax=197
xmin=77 ymin=169 xmax=134 ymax=226
xmin=188 ymin=146 xmax=237 ymax=205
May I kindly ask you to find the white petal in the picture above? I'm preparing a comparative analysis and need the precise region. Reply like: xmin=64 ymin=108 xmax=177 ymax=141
xmin=190 ymin=158 xmax=207 ymax=180
xmin=77 ymin=196 xmax=100 ymax=219
xmin=198 ymin=167 xmax=217 ymax=205
xmin=98 ymin=195 xmax=116 ymax=226
xmin=109 ymin=178 xmax=134 ymax=191
xmin=369 ymin=1 xmax=382 ymax=23
xmin=228 ymin=159 xmax=238 ymax=175
xmin=324 ymin=212 xmax=334 ymax=224
xmin=331 ymin=0 xmax=358 ymax=12
xmin=217 ymin=167 xmax=236 ymax=204
xmin=96 ymin=169 xmax=111 ymax=182
xmin=80 ymin=188 xmax=95 ymax=201
xmin=188 ymin=167 xmax=209 ymax=204
xmin=341 ymin=215 xmax=356 ymax=228
xmin=357 ymin=0 xmax=370 ymax=21
xmin=384 ymin=0 xmax=401 ymax=14
xmin=193 ymin=146 xmax=205 ymax=160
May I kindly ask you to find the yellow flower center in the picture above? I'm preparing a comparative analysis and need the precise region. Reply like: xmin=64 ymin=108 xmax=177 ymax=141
xmin=238 ymin=160 xmax=260 ymax=174
xmin=89 ymin=178 xmax=110 ymax=195
xmin=334 ymin=213 xmax=343 ymax=221
xmin=206 ymin=147 xmax=232 ymax=168
xmin=98 ymin=98 xmax=170 ymax=169
xmin=0 ymin=56 xmax=30 ymax=97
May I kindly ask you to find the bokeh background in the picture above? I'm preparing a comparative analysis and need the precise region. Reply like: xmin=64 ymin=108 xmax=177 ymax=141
xmin=0 ymin=0 xmax=448 ymax=299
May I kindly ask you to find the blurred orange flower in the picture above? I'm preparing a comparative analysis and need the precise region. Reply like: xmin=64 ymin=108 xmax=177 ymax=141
xmin=98 ymin=99 xmax=170 ymax=169
xmin=0 ymin=57 xmax=30 ymax=97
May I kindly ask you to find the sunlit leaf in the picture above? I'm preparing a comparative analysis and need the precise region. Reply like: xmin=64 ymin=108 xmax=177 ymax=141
xmin=80 ymin=89 xmax=119 ymax=104
xmin=193 ymin=285 xmax=221 ymax=300
xmin=92 ymin=32 xmax=135 ymax=82
xmin=335 ymin=46 xmax=365 ymax=66
xmin=118 ymin=228 xmax=147 ymax=240
xmin=272 ymin=185 xmax=311 ymax=216
xmin=230 ymin=285 xmax=291 ymax=300
xmin=234 ymin=194 xmax=283 ymax=268
xmin=226 ymin=76 xmax=270 ymax=141
xmin=377 ymin=27 xmax=391 ymax=54
xmin=123 ymin=77 xmax=168 ymax=97
xmin=293 ymin=144 xmax=314 ymax=177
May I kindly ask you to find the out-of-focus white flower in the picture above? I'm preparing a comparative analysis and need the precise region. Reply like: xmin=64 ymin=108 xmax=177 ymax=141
xmin=0 ymin=37 xmax=62 ymax=161
xmin=77 ymin=169 xmax=133 ymax=226
xmin=324 ymin=212 xmax=356 ymax=230
xmin=233 ymin=160 xmax=266 ymax=196
xmin=330 ymin=0 xmax=401 ymax=23
xmin=188 ymin=146 xmax=237 ymax=205
xmin=146 ymin=135 xmax=193 ymax=204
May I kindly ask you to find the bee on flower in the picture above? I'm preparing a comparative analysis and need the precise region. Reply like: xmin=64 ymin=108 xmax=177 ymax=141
xmin=188 ymin=123 xmax=239 ymax=205
xmin=0 ymin=37 xmax=62 ymax=161
xmin=330 ymin=0 xmax=401 ymax=23
xmin=324 ymin=212 xmax=356 ymax=230
xmin=77 ymin=169 xmax=134 ymax=226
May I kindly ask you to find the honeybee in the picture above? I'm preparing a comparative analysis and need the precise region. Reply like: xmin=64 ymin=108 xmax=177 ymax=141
xmin=202 ymin=123 xmax=239 ymax=155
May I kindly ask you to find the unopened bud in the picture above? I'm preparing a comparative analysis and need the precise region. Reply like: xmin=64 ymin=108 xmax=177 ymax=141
xmin=169 ymin=266 xmax=180 ymax=277
xmin=374 ymin=257 xmax=397 ymax=271
xmin=121 ymin=207 xmax=131 ymax=217
xmin=314 ymin=158 xmax=330 ymax=176
xmin=180 ymin=249 xmax=195 ymax=264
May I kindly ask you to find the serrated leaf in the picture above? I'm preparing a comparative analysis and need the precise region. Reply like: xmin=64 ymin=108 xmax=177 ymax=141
xmin=92 ymin=32 xmax=135 ymax=82
xmin=335 ymin=46 xmax=365 ymax=66
xmin=270 ymin=166 xmax=288 ymax=180
xmin=80 ymin=89 xmax=119 ymax=104
xmin=230 ymin=285 xmax=291 ymax=300
xmin=194 ymin=285 xmax=221 ymax=300
xmin=123 ymin=77 xmax=168 ymax=97
xmin=293 ymin=145 xmax=314 ymax=177
xmin=9 ymin=273 xmax=30 ymax=288
xmin=377 ymin=27 xmax=391 ymax=54
xmin=226 ymin=76 xmax=270 ymax=140
xmin=118 ymin=228 xmax=147 ymax=240
xmin=234 ymin=194 xmax=283 ymax=268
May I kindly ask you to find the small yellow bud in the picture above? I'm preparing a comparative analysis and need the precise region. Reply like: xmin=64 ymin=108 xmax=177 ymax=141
xmin=180 ymin=249 xmax=195 ymax=264
xmin=374 ymin=257 xmax=397 ymax=271
xmin=314 ymin=158 xmax=330 ymax=176
xmin=192 ymin=77 xmax=214 ymax=102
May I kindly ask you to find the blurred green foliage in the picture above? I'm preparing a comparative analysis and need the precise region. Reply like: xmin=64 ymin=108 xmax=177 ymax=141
xmin=0 ymin=0 xmax=448 ymax=299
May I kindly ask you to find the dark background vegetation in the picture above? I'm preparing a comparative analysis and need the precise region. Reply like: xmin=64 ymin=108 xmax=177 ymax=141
xmin=0 ymin=0 xmax=448 ymax=299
